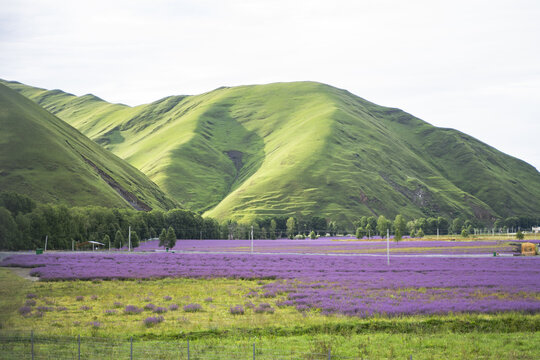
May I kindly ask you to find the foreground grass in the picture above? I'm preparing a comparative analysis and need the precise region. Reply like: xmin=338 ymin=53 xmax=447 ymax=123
xmin=1 ymin=268 xmax=539 ymax=358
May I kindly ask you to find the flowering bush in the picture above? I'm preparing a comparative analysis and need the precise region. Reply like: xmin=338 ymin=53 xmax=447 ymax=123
xmin=153 ymin=306 xmax=168 ymax=314
xmin=113 ymin=302 xmax=124 ymax=308
xmin=144 ymin=303 xmax=156 ymax=311
xmin=163 ymin=296 xmax=172 ymax=301
xmin=168 ymin=304 xmax=179 ymax=311
xmin=26 ymin=293 xmax=37 ymax=299
xmin=25 ymin=299 xmax=36 ymax=306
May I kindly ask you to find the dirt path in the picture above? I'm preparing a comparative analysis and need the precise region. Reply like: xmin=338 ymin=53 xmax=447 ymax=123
xmin=7 ymin=267 xmax=39 ymax=281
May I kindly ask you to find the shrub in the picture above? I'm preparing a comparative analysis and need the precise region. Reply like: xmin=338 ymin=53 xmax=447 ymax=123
xmin=416 ymin=228 xmax=425 ymax=238
xmin=461 ymin=229 xmax=469 ymax=238
xmin=113 ymin=302 xmax=124 ymax=308
xmin=25 ymin=299 xmax=36 ymax=306
xmin=26 ymin=293 xmax=37 ymax=299
xmin=309 ymin=231 xmax=317 ymax=240
xmin=516 ymin=231 xmax=524 ymax=240
xmin=183 ymin=303 xmax=202 ymax=312
xmin=168 ymin=304 xmax=179 ymax=311
xmin=230 ymin=305 xmax=245 ymax=315
xmin=163 ymin=295 xmax=172 ymax=301
xmin=204 ymin=297 xmax=213 ymax=302
xmin=76 ymin=296 xmax=84 ymax=301
xmin=91 ymin=295 xmax=98 ymax=300
xmin=124 ymin=305 xmax=143 ymax=314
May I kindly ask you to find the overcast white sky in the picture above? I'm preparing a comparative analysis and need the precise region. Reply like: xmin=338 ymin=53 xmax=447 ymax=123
xmin=1 ymin=0 xmax=539 ymax=169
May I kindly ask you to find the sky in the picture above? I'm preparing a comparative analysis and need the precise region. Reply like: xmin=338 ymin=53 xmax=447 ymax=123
xmin=1 ymin=0 xmax=539 ymax=170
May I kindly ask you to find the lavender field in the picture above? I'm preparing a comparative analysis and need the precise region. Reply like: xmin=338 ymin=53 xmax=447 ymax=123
xmin=127 ymin=237 xmax=534 ymax=255
xmin=3 ymin=249 xmax=539 ymax=317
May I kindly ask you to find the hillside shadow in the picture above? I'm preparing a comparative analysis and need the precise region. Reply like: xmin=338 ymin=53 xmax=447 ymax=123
xmin=164 ymin=98 xmax=266 ymax=213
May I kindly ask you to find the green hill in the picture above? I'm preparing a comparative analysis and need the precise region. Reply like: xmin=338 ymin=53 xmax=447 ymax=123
xmin=3 ymin=79 xmax=539 ymax=224
xmin=0 ymin=83 xmax=177 ymax=210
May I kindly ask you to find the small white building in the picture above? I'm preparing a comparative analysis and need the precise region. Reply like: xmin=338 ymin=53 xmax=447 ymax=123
xmin=532 ymin=226 xmax=540 ymax=234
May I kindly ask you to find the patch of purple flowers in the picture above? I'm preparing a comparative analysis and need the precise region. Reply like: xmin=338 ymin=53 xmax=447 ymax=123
xmin=144 ymin=303 xmax=156 ymax=311
xmin=163 ymin=296 xmax=172 ymax=301
xmin=254 ymin=303 xmax=274 ymax=314
xmin=168 ymin=304 xmax=179 ymax=311
xmin=25 ymin=299 xmax=36 ymax=306
xmin=18 ymin=306 xmax=32 ymax=316
xmin=104 ymin=309 xmax=117 ymax=315
xmin=153 ymin=306 xmax=168 ymax=314
xmin=26 ymin=293 xmax=37 ymax=299
xmin=143 ymin=316 xmax=164 ymax=327
xmin=230 ymin=305 xmax=245 ymax=315
xmin=183 ymin=303 xmax=202 ymax=312
xmin=124 ymin=305 xmax=143 ymax=314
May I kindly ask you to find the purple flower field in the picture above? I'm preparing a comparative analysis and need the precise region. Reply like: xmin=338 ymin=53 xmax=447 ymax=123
xmin=2 ymin=251 xmax=539 ymax=317
xmin=128 ymin=238 xmax=532 ymax=255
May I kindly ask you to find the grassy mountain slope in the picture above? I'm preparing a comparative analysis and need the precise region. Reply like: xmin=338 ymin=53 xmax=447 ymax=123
xmin=3 ymin=79 xmax=539 ymax=224
xmin=0 ymin=83 xmax=177 ymax=210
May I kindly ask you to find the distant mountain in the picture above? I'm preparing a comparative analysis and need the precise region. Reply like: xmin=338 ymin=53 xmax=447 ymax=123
xmin=0 ymin=83 xmax=178 ymax=210
xmin=3 ymin=79 xmax=539 ymax=224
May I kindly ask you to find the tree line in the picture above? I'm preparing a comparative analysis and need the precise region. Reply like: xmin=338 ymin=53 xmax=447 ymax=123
xmin=0 ymin=191 xmax=537 ymax=250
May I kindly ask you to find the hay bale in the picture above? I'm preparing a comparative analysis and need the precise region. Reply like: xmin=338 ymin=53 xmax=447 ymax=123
xmin=521 ymin=242 xmax=536 ymax=256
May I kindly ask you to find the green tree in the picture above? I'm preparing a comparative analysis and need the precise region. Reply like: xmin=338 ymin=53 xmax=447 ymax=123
xmin=131 ymin=231 xmax=140 ymax=248
xmin=269 ymin=219 xmax=277 ymax=240
xmin=461 ymin=228 xmax=469 ymax=238
xmin=166 ymin=226 xmax=176 ymax=249
xmin=451 ymin=218 xmax=464 ymax=234
xmin=376 ymin=215 xmax=390 ymax=236
xmin=309 ymin=230 xmax=317 ymax=239
xmin=416 ymin=228 xmax=424 ymax=238
xmin=356 ymin=227 xmax=366 ymax=239
xmin=103 ymin=234 xmax=110 ymax=249
xmin=516 ymin=230 xmax=524 ymax=240
xmin=114 ymin=230 xmax=124 ymax=249
xmin=286 ymin=217 xmax=297 ymax=239
xmin=365 ymin=224 xmax=373 ymax=238
xmin=0 ymin=207 xmax=20 ymax=250
xmin=159 ymin=228 xmax=167 ymax=247
xmin=393 ymin=215 xmax=406 ymax=242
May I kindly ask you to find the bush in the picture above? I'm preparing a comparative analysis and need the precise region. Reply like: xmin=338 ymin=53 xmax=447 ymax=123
xmin=461 ymin=229 xmax=469 ymax=238
xmin=416 ymin=228 xmax=424 ymax=238
xmin=168 ymin=304 xmax=179 ymax=311
xmin=153 ymin=306 xmax=168 ymax=314
xmin=309 ymin=231 xmax=317 ymax=240
xmin=516 ymin=231 xmax=524 ymax=240
xmin=254 ymin=303 xmax=275 ymax=314
xmin=19 ymin=306 xmax=32 ymax=316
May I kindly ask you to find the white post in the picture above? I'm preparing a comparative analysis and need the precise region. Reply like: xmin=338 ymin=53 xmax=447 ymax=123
xmin=109 ymin=241 xmax=111 ymax=252
xmin=386 ymin=229 xmax=390 ymax=266
xmin=72 ymin=240 xmax=74 ymax=252
xmin=437 ymin=227 xmax=439 ymax=240
xmin=44 ymin=235 xmax=48 ymax=252
xmin=128 ymin=226 xmax=131 ymax=252
xmin=251 ymin=226 xmax=254 ymax=254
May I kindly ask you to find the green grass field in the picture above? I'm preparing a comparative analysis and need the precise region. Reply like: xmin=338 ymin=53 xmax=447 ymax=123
xmin=1 ymin=268 xmax=539 ymax=359
xmin=3 ymin=79 xmax=539 ymax=224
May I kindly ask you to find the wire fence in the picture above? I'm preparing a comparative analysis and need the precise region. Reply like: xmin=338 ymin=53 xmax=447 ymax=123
xmin=0 ymin=331 xmax=384 ymax=360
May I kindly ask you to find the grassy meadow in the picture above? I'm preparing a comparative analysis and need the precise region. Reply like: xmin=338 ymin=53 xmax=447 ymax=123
xmin=2 ymin=267 xmax=539 ymax=359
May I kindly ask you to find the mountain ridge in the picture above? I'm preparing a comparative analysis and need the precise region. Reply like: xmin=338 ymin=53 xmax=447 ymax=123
xmin=0 ymin=82 xmax=178 ymax=210
xmin=2 ymin=79 xmax=538 ymax=224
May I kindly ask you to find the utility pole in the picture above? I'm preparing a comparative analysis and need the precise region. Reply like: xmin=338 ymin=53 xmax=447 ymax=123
xmin=386 ymin=229 xmax=390 ymax=265
xmin=251 ymin=226 xmax=254 ymax=254
xmin=128 ymin=226 xmax=131 ymax=252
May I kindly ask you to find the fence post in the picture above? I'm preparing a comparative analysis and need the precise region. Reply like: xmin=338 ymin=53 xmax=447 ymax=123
xmin=130 ymin=336 xmax=133 ymax=360
xmin=31 ymin=330 xmax=34 ymax=360
xmin=187 ymin=338 xmax=190 ymax=360
xmin=78 ymin=334 xmax=81 ymax=360
xmin=253 ymin=343 xmax=255 ymax=360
